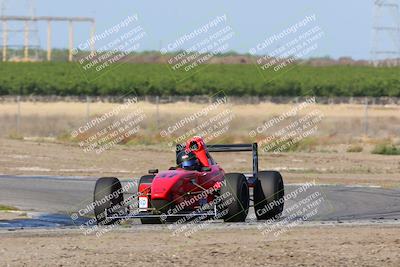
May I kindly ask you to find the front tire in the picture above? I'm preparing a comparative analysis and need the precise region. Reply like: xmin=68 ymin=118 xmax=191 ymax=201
xmin=220 ymin=173 xmax=249 ymax=222
xmin=254 ymin=171 xmax=284 ymax=220
xmin=93 ymin=177 xmax=124 ymax=226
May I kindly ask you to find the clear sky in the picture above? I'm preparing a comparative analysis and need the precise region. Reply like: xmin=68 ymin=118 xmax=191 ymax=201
xmin=0 ymin=0 xmax=389 ymax=60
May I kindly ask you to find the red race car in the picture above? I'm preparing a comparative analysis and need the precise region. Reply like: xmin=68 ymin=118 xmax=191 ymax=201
xmin=93 ymin=136 xmax=284 ymax=225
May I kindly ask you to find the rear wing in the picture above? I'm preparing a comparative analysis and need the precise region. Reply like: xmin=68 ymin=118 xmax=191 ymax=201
xmin=176 ymin=143 xmax=259 ymax=181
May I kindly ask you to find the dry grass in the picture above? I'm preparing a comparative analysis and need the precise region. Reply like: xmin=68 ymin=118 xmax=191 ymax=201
xmin=0 ymin=101 xmax=399 ymax=117
xmin=347 ymin=144 xmax=363 ymax=153
xmin=0 ymin=101 xmax=399 ymax=147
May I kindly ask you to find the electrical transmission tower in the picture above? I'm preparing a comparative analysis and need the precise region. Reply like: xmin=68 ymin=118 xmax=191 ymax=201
xmin=0 ymin=0 xmax=95 ymax=62
xmin=0 ymin=0 xmax=41 ymax=61
xmin=371 ymin=0 xmax=400 ymax=66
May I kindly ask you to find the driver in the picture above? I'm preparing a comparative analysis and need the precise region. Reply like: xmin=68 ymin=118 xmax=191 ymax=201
xmin=177 ymin=150 xmax=201 ymax=171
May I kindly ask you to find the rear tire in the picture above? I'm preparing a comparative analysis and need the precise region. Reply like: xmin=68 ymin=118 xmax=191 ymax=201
xmin=138 ymin=175 xmax=162 ymax=224
xmin=93 ymin=177 xmax=124 ymax=226
xmin=220 ymin=173 xmax=249 ymax=222
xmin=254 ymin=171 xmax=284 ymax=220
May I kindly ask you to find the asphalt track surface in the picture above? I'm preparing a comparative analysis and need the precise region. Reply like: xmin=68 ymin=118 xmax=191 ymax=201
xmin=0 ymin=175 xmax=399 ymax=228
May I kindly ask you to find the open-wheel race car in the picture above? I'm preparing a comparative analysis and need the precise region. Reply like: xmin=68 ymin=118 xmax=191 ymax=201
xmin=93 ymin=136 xmax=284 ymax=225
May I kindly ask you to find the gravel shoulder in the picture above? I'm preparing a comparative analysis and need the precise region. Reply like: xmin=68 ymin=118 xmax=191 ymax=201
xmin=0 ymin=225 xmax=399 ymax=267
xmin=0 ymin=139 xmax=399 ymax=266
xmin=1 ymin=138 xmax=399 ymax=188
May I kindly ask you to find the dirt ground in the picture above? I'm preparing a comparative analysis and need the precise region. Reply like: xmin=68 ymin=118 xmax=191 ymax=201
xmin=0 ymin=118 xmax=399 ymax=266
xmin=0 ymin=225 xmax=399 ymax=267
xmin=0 ymin=138 xmax=399 ymax=187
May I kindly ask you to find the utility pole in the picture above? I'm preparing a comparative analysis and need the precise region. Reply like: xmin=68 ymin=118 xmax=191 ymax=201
xmin=24 ymin=20 xmax=29 ymax=60
xmin=1 ymin=0 xmax=6 ymax=61
xmin=90 ymin=21 xmax=96 ymax=55
xmin=47 ymin=20 xmax=51 ymax=61
xmin=2 ymin=20 xmax=6 ymax=61
xmin=68 ymin=20 xmax=74 ymax=62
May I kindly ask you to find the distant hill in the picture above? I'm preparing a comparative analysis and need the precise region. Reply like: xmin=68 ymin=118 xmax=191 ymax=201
xmin=2 ymin=49 xmax=399 ymax=67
